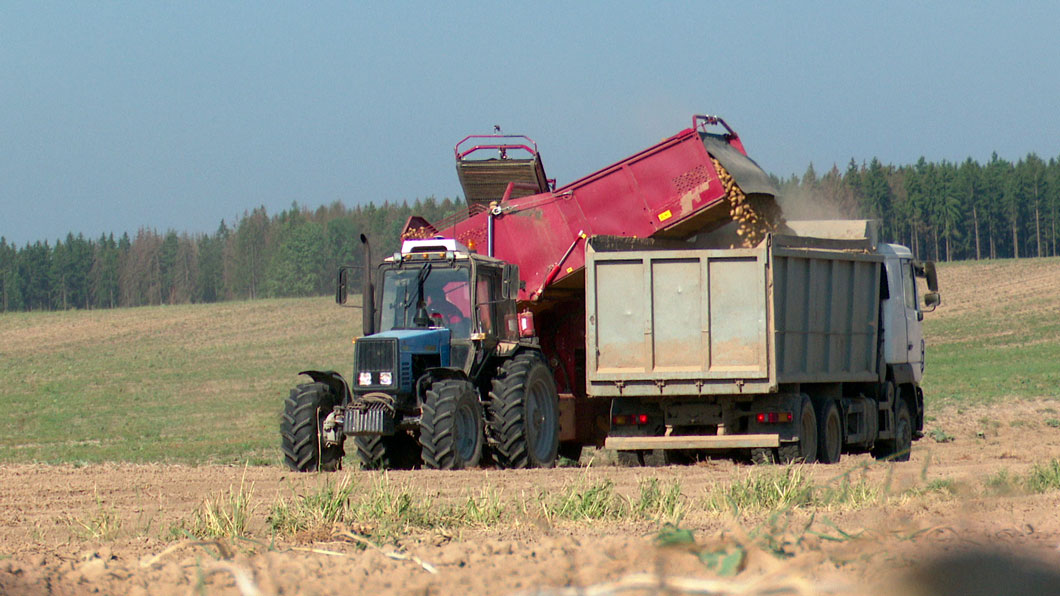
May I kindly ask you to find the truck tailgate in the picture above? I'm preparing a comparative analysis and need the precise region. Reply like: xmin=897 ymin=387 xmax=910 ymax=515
xmin=586 ymin=242 xmax=775 ymax=397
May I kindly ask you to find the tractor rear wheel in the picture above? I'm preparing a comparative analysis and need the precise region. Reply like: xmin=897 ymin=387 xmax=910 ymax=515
xmin=420 ymin=379 xmax=484 ymax=470
xmin=487 ymin=352 xmax=560 ymax=469
xmin=281 ymin=382 xmax=343 ymax=472
xmin=355 ymin=431 xmax=421 ymax=470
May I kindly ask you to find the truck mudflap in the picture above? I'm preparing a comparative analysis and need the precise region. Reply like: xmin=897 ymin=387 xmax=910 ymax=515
xmin=605 ymin=434 xmax=779 ymax=450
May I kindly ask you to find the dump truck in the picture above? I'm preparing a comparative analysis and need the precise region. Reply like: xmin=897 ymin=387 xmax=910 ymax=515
xmin=587 ymin=223 xmax=939 ymax=464
xmin=280 ymin=115 xmax=938 ymax=471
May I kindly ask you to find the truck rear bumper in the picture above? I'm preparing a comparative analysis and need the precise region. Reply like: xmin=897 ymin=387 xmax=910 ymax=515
xmin=605 ymin=434 xmax=779 ymax=450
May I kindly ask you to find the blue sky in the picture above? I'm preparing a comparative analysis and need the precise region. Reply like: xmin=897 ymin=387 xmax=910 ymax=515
xmin=3 ymin=2 xmax=1059 ymax=246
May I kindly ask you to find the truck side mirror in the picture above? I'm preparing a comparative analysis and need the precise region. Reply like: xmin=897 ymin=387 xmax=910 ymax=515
xmin=923 ymin=291 xmax=940 ymax=312
xmin=924 ymin=262 xmax=938 ymax=292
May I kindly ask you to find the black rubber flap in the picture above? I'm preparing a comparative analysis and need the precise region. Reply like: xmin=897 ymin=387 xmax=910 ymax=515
xmin=700 ymin=133 xmax=778 ymax=197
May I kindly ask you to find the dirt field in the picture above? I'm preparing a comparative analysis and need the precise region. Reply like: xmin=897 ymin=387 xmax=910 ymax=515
xmin=3 ymin=395 xmax=1060 ymax=596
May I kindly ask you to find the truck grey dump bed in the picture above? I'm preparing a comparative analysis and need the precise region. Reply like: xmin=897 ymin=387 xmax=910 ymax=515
xmin=585 ymin=237 xmax=882 ymax=398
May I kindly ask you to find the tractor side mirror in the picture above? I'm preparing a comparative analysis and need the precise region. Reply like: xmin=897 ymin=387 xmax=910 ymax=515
xmin=502 ymin=264 xmax=520 ymax=300
xmin=336 ymin=266 xmax=363 ymax=309
xmin=336 ymin=267 xmax=349 ymax=305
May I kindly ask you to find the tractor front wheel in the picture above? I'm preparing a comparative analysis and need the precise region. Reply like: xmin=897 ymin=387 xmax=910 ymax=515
xmin=281 ymin=382 xmax=343 ymax=472
xmin=419 ymin=379 xmax=484 ymax=470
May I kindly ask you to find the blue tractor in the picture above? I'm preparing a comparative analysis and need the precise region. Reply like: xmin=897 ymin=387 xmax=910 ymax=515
xmin=280 ymin=236 xmax=561 ymax=471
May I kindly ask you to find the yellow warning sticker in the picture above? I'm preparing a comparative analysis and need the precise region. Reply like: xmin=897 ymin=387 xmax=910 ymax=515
xmin=566 ymin=267 xmax=574 ymax=273
xmin=657 ymin=210 xmax=672 ymax=222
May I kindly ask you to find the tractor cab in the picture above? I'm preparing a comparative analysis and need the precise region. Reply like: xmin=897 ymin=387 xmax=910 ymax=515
xmin=368 ymin=238 xmax=519 ymax=379
xmin=318 ymin=237 xmax=533 ymax=470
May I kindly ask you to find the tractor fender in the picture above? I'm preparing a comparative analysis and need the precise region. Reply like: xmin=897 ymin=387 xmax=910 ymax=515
xmin=299 ymin=370 xmax=353 ymax=406
xmin=415 ymin=367 xmax=471 ymax=406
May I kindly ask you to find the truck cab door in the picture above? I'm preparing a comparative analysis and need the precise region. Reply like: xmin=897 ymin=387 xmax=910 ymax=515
xmin=901 ymin=258 xmax=925 ymax=383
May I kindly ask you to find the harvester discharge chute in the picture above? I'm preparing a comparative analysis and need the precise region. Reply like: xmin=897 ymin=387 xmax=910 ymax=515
xmin=403 ymin=115 xmax=780 ymax=306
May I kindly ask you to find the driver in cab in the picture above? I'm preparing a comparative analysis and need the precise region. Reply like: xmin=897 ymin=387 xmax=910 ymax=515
xmin=425 ymin=283 xmax=471 ymax=337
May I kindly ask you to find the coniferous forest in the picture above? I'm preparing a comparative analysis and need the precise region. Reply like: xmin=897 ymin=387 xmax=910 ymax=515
xmin=3 ymin=153 xmax=1060 ymax=313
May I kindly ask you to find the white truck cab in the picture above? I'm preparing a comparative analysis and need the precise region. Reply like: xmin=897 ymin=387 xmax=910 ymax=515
xmin=878 ymin=243 xmax=939 ymax=385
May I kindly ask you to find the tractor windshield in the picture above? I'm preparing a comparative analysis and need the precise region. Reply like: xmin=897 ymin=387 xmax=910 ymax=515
xmin=379 ymin=264 xmax=473 ymax=338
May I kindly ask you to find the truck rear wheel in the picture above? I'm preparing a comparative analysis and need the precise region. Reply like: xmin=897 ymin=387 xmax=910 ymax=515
xmin=816 ymin=400 xmax=842 ymax=464
xmin=420 ymin=379 xmax=484 ymax=470
xmin=355 ymin=432 xmax=421 ymax=470
xmin=777 ymin=395 xmax=817 ymax=464
xmin=281 ymin=382 xmax=343 ymax=472
xmin=487 ymin=352 xmax=560 ymax=469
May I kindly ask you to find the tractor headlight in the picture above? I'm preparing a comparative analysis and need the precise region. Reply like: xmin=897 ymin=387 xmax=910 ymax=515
xmin=358 ymin=372 xmax=373 ymax=386
xmin=378 ymin=371 xmax=393 ymax=386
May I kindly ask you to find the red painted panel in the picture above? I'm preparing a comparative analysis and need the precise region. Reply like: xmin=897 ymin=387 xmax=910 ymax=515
xmin=446 ymin=127 xmax=733 ymax=303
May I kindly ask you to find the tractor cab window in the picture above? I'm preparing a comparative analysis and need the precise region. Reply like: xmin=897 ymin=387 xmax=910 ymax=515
xmin=379 ymin=265 xmax=472 ymax=338
xmin=475 ymin=267 xmax=502 ymax=335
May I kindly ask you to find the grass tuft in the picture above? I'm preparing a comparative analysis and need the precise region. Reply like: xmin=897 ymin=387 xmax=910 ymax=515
xmin=928 ymin=428 xmax=955 ymax=443
xmin=633 ymin=478 xmax=685 ymax=523
xmin=542 ymin=478 xmax=622 ymax=522
xmin=706 ymin=467 xmax=814 ymax=513
xmin=1025 ymin=459 xmax=1060 ymax=493
xmin=180 ymin=472 xmax=254 ymax=539
xmin=268 ymin=474 xmax=356 ymax=536
xmin=70 ymin=492 xmax=122 ymax=541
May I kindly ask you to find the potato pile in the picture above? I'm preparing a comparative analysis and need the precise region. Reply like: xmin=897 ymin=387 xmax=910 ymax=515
xmin=711 ymin=157 xmax=783 ymax=248
xmin=401 ymin=226 xmax=436 ymax=241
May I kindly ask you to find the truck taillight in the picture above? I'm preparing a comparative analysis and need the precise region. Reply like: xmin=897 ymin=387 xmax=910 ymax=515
xmin=756 ymin=412 xmax=793 ymax=424
xmin=612 ymin=414 xmax=649 ymax=426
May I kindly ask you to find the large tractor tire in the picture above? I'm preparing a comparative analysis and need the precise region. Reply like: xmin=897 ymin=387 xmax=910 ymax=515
xmin=419 ymin=379 xmax=484 ymax=470
xmin=816 ymin=399 xmax=843 ymax=464
xmin=354 ymin=431 xmax=421 ymax=470
xmin=281 ymin=382 xmax=343 ymax=472
xmin=487 ymin=352 xmax=561 ymax=469
xmin=874 ymin=399 xmax=912 ymax=462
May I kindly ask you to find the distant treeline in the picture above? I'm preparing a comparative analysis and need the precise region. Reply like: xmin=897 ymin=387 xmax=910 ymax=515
xmin=2 ymin=153 xmax=1059 ymax=312
xmin=782 ymin=153 xmax=1060 ymax=262
xmin=0 ymin=198 xmax=461 ymax=312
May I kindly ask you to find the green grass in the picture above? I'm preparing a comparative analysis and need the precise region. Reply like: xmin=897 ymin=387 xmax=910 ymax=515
xmin=921 ymin=258 xmax=1060 ymax=407
xmin=0 ymin=297 xmax=358 ymax=464
xmin=923 ymin=338 xmax=1060 ymax=406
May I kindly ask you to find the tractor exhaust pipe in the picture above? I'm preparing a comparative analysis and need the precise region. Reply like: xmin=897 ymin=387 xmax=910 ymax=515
xmin=360 ymin=234 xmax=376 ymax=335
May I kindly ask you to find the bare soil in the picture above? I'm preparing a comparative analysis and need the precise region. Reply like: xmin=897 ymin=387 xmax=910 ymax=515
xmin=2 ymin=398 xmax=1060 ymax=596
